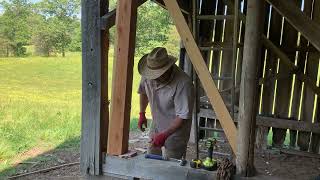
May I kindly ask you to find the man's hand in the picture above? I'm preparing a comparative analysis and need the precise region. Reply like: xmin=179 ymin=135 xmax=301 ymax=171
xmin=138 ymin=112 xmax=148 ymax=132
xmin=151 ymin=132 xmax=169 ymax=147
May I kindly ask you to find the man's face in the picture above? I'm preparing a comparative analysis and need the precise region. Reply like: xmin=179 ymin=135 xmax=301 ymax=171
xmin=156 ymin=67 xmax=173 ymax=83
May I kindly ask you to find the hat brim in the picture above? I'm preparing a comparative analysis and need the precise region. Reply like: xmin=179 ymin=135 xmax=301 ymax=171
xmin=138 ymin=54 xmax=177 ymax=80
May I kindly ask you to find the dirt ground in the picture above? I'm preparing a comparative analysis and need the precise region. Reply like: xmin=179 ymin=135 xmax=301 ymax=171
xmin=4 ymin=131 xmax=320 ymax=180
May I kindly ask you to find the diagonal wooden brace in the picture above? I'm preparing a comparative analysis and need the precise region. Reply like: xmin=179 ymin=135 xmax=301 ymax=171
xmin=163 ymin=0 xmax=237 ymax=153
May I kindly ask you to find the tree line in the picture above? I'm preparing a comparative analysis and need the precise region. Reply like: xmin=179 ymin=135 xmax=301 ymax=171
xmin=0 ymin=0 xmax=179 ymax=57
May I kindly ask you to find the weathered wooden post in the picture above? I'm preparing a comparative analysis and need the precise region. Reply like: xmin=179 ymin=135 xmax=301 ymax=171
xmin=81 ymin=0 xmax=109 ymax=175
xmin=237 ymin=0 xmax=263 ymax=176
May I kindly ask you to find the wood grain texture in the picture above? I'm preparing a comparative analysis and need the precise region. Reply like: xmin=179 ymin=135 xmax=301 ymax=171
xmin=236 ymin=0 xmax=263 ymax=176
xmin=81 ymin=0 xmax=102 ymax=175
xmin=100 ymin=0 xmax=109 ymax=154
xmin=107 ymin=0 xmax=138 ymax=155
xmin=163 ymin=0 xmax=237 ymax=153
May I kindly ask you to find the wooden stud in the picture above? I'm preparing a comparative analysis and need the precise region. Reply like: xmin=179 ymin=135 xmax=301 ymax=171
xmin=236 ymin=0 xmax=263 ymax=176
xmin=163 ymin=0 xmax=238 ymax=153
xmin=258 ymin=116 xmax=320 ymax=133
xmin=107 ymin=0 xmax=138 ymax=155
xmin=81 ymin=0 xmax=103 ymax=175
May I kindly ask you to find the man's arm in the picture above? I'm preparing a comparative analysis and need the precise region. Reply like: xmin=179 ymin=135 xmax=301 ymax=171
xmin=163 ymin=116 xmax=184 ymax=136
xmin=140 ymin=93 xmax=149 ymax=113
xmin=138 ymin=93 xmax=149 ymax=132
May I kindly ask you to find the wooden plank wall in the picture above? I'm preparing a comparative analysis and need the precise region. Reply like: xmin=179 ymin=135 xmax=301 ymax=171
xmin=257 ymin=0 xmax=320 ymax=153
xmin=199 ymin=0 xmax=247 ymax=142
xmin=298 ymin=0 xmax=320 ymax=153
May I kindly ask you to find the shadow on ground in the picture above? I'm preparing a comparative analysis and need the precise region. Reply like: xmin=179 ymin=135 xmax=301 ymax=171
xmin=0 ymin=137 xmax=81 ymax=179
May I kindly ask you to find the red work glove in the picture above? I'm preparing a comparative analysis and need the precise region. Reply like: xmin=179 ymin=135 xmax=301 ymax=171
xmin=138 ymin=112 xmax=148 ymax=132
xmin=151 ymin=132 xmax=169 ymax=147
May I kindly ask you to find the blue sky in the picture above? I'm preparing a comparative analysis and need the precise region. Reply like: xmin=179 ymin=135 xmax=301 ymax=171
xmin=0 ymin=0 xmax=41 ymax=14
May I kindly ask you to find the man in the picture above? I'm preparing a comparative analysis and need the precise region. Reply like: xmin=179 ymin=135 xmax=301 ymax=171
xmin=137 ymin=47 xmax=195 ymax=159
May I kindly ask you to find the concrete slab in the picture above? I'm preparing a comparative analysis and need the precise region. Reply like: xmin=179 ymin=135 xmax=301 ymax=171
xmin=102 ymin=155 xmax=289 ymax=180
xmin=103 ymin=154 xmax=216 ymax=180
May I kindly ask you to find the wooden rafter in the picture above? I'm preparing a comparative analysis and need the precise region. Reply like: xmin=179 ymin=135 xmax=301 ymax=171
xmin=266 ymin=0 xmax=320 ymax=52
xmin=163 ymin=0 xmax=237 ymax=153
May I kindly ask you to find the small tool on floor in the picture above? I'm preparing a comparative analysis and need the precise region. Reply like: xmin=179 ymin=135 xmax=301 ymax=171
xmin=190 ymin=159 xmax=202 ymax=169
xmin=202 ymin=138 xmax=218 ymax=171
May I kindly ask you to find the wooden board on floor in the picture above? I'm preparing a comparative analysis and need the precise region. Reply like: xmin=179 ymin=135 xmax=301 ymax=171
xmin=107 ymin=0 xmax=138 ymax=155
xmin=163 ymin=0 xmax=237 ymax=153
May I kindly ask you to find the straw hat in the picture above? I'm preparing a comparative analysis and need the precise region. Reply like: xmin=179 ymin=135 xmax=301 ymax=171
xmin=138 ymin=47 xmax=177 ymax=80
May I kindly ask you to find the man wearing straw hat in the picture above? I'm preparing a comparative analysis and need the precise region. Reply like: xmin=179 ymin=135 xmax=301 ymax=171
xmin=137 ymin=47 xmax=195 ymax=159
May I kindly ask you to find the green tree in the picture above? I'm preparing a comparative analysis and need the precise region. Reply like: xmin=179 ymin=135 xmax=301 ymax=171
xmin=36 ymin=0 xmax=80 ymax=57
xmin=0 ymin=0 xmax=33 ymax=56
xmin=135 ymin=2 xmax=172 ymax=55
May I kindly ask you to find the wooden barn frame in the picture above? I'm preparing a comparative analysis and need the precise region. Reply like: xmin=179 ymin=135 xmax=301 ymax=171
xmin=81 ymin=0 xmax=320 ymax=179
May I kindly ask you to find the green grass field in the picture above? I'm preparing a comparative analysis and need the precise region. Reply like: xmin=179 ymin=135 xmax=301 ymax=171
xmin=0 ymin=49 xmax=289 ymax=175
xmin=0 ymin=51 xmax=146 ymax=174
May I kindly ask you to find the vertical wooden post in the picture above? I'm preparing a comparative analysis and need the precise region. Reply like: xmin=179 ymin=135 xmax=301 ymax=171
xmin=237 ymin=0 xmax=263 ymax=176
xmin=100 ymin=0 xmax=110 ymax=155
xmin=80 ymin=0 xmax=103 ymax=175
xmin=107 ymin=0 xmax=138 ymax=155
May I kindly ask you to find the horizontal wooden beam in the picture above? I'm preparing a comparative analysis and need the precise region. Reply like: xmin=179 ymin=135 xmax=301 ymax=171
xmin=266 ymin=0 xmax=320 ymax=52
xmin=163 ymin=0 xmax=237 ymax=153
xmin=198 ymin=108 xmax=320 ymax=133
xmin=100 ymin=9 xmax=116 ymax=30
xmin=262 ymin=35 xmax=320 ymax=95
xmin=100 ymin=0 xmax=147 ymax=30
xmin=280 ymin=148 xmax=320 ymax=159
xmin=257 ymin=116 xmax=320 ymax=133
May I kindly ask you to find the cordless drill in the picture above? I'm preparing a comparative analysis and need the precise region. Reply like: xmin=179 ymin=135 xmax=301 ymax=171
xmin=202 ymin=138 xmax=217 ymax=171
